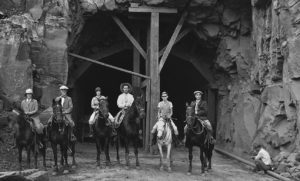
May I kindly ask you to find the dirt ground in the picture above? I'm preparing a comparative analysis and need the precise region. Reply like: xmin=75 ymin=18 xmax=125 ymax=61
xmin=23 ymin=143 xmax=277 ymax=181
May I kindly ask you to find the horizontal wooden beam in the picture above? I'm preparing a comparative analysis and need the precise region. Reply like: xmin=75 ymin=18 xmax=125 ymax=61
xmin=68 ymin=42 xmax=130 ymax=87
xmin=159 ymin=11 xmax=188 ymax=72
xmin=69 ymin=53 xmax=150 ymax=79
xmin=129 ymin=6 xmax=177 ymax=13
xmin=159 ymin=28 xmax=191 ymax=57
xmin=112 ymin=16 xmax=148 ymax=60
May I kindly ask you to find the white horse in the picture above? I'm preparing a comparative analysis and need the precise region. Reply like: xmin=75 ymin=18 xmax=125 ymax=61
xmin=154 ymin=118 xmax=178 ymax=172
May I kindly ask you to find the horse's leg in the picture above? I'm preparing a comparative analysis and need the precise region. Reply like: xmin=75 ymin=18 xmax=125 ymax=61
xmin=42 ymin=145 xmax=46 ymax=170
xmin=62 ymin=144 xmax=69 ymax=174
xmin=166 ymin=144 xmax=172 ymax=172
xmin=116 ymin=136 xmax=120 ymax=164
xmin=26 ymin=145 xmax=31 ymax=169
xmin=134 ymin=137 xmax=140 ymax=169
xmin=51 ymin=143 xmax=59 ymax=175
xmin=200 ymin=148 xmax=205 ymax=173
xmin=124 ymin=138 xmax=130 ymax=169
xmin=207 ymin=145 xmax=213 ymax=170
xmin=104 ymin=137 xmax=111 ymax=167
xmin=95 ymin=137 xmax=101 ymax=167
xmin=60 ymin=144 xmax=64 ymax=166
xmin=18 ymin=146 xmax=23 ymax=171
xmin=187 ymin=146 xmax=193 ymax=175
xmin=157 ymin=144 xmax=164 ymax=171
xmin=71 ymin=141 xmax=76 ymax=168
xmin=34 ymin=144 xmax=38 ymax=169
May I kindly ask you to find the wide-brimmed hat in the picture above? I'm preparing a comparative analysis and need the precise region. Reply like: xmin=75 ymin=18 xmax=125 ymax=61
xmin=120 ymin=83 xmax=132 ymax=93
xmin=193 ymin=90 xmax=203 ymax=95
xmin=59 ymin=85 xmax=69 ymax=90
xmin=95 ymin=87 xmax=101 ymax=92
xmin=25 ymin=88 xmax=33 ymax=94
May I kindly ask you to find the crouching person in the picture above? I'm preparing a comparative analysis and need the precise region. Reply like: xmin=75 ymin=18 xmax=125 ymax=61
xmin=252 ymin=143 xmax=272 ymax=173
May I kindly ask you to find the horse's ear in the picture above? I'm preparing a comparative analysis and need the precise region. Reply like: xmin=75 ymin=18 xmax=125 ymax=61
xmin=185 ymin=102 xmax=189 ymax=107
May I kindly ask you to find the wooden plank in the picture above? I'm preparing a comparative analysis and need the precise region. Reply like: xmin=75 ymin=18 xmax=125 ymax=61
xmin=129 ymin=6 xmax=177 ymax=14
xmin=132 ymin=27 xmax=141 ymax=87
xmin=159 ymin=11 xmax=187 ymax=72
xmin=112 ymin=16 xmax=148 ymax=60
xmin=69 ymin=53 xmax=150 ymax=79
xmin=68 ymin=42 xmax=130 ymax=87
xmin=149 ymin=12 xmax=160 ymax=153
xmin=159 ymin=28 xmax=191 ymax=57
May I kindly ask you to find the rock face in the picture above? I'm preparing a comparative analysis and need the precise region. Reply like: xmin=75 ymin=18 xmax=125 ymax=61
xmin=0 ymin=0 xmax=300 ymax=178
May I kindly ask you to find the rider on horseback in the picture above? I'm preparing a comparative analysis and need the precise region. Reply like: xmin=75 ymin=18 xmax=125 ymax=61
xmin=48 ymin=85 xmax=76 ymax=141
xmin=151 ymin=91 xmax=178 ymax=139
xmin=88 ymin=86 xmax=114 ymax=137
xmin=184 ymin=90 xmax=214 ymax=143
xmin=115 ymin=83 xmax=134 ymax=129
xmin=12 ymin=88 xmax=44 ymax=148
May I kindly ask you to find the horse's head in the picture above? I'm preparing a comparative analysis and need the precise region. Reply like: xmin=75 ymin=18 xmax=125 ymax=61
xmin=98 ymin=97 xmax=109 ymax=120
xmin=52 ymin=98 xmax=64 ymax=134
xmin=135 ymin=95 xmax=145 ymax=119
xmin=185 ymin=103 xmax=196 ymax=129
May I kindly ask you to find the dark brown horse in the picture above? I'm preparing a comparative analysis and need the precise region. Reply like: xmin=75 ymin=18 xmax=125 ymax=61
xmin=115 ymin=96 xmax=145 ymax=169
xmin=48 ymin=99 xmax=76 ymax=175
xmin=185 ymin=103 xmax=214 ymax=175
xmin=7 ymin=105 xmax=46 ymax=171
xmin=92 ymin=98 xmax=113 ymax=168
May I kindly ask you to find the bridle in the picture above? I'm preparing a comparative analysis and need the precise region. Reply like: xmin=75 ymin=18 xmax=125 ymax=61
xmin=52 ymin=103 xmax=65 ymax=134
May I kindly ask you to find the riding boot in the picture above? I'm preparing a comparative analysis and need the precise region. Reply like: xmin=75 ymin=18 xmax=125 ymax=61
xmin=89 ymin=124 xmax=94 ymax=137
xmin=206 ymin=130 xmax=215 ymax=144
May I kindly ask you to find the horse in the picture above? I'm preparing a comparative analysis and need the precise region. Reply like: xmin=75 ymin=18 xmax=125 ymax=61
xmin=115 ymin=96 xmax=145 ymax=169
xmin=48 ymin=98 xmax=76 ymax=175
xmin=155 ymin=118 xmax=177 ymax=172
xmin=185 ymin=103 xmax=214 ymax=175
xmin=7 ymin=104 xmax=46 ymax=171
xmin=92 ymin=97 xmax=113 ymax=168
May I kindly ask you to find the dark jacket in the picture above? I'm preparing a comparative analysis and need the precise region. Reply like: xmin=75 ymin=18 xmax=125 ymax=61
xmin=191 ymin=100 xmax=208 ymax=120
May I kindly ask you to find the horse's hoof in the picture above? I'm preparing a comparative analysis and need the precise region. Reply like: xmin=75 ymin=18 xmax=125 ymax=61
xmin=187 ymin=172 xmax=191 ymax=176
xmin=167 ymin=167 xmax=172 ymax=172
xmin=63 ymin=169 xmax=69 ymax=174
xmin=159 ymin=166 xmax=164 ymax=171
xmin=125 ymin=166 xmax=129 ymax=170
xmin=71 ymin=165 xmax=77 ymax=169
xmin=52 ymin=172 xmax=57 ymax=176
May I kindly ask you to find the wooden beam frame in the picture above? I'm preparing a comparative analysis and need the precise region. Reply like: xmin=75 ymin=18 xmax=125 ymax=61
xmin=159 ymin=28 xmax=191 ymax=57
xmin=159 ymin=11 xmax=187 ymax=72
xmin=68 ymin=42 xmax=130 ymax=87
xmin=132 ymin=27 xmax=141 ymax=87
xmin=112 ymin=16 xmax=148 ymax=60
xmin=69 ymin=53 xmax=150 ymax=79
xmin=129 ymin=6 xmax=177 ymax=14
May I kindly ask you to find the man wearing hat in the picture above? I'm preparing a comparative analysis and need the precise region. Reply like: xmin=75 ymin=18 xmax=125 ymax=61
xmin=49 ymin=85 xmax=76 ymax=141
xmin=115 ymin=83 xmax=134 ymax=123
xmin=88 ymin=87 xmax=114 ymax=137
xmin=18 ymin=88 xmax=44 ymax=147
xmin=184 ymin=90 xmax=214 ymax=143
xmin=151 ymin=91 xmax=178 ymax=136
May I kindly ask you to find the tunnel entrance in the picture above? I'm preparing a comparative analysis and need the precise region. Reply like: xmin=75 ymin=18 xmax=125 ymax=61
xmin=67 ymin=9 xmax=217 ymax=144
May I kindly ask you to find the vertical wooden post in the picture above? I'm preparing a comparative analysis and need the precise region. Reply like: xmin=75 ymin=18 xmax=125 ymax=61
xmin=132 ymin=27 xmax=141 ymax=87
xmin=149 ymin=12 xmax=160 ymax=152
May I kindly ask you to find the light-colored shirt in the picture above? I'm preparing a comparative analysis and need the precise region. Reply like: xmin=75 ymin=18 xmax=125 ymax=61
xmin=117 ymin=93 xmax=134 ymax=109
xmin=158 ymin=101 xmax=173 ymax=118
xmin=255 ymin=148 xmax=272 ymax=165
xmin=21 ymin=99 xmax=38 ymax=115
xmin=61 ymin=97 xmax=65 ymax=106
xmin=195 ymin=100 xmax=200 ymax=114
